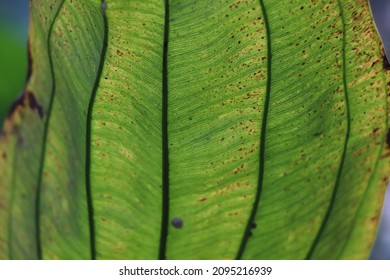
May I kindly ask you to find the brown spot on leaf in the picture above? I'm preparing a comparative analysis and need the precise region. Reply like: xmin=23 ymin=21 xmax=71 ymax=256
xmin=17 ymin=135 xmax=24 ymax=147
xmin=387 ymin=129 xmax=390 ymax=149
xmin=1 ymin=152 xmax=6 ymax=159
xmin=382 ymin=48 xmax=390 ymax=70
xmin=7 ymin=90 xmax=43 ymax=119
xmin=384 ymin=54 xmax=390 ymax=70
xmin=27 ymin=91 xmax=43 ymax=118
xmin=7 ymin=93 xmax=25 ymax=119
xmin=228 ymin=212 xmax=239 ymax=216
xmin=199 ymin=197 xmax=207 ymax=202
xmin=379 ymin=151 xmax=390 ymax=159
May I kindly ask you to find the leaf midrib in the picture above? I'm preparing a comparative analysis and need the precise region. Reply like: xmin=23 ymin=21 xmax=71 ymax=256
xmin=236 ymin=0 xmax=272 ymax=260
xmin=159 ymin=0 xmax=170 ymax=261
xmin=85 ymin=1 xmax=109 ymax=260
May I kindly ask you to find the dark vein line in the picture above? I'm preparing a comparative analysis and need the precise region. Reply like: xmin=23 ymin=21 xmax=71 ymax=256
xmin=25 ymin=39 xmax=33 ymax=85
xmin=236 ymin=0 xmax=272 ymax=260
xmin=159 ymin=0 xmax=170 ymax=260
xmin=34 ymin=0 xmax=66 ymax=260
xmin=305 ymin=0 xmax=351 ymax=259
xmin=85 ymin=1 xmax=109 ymax=260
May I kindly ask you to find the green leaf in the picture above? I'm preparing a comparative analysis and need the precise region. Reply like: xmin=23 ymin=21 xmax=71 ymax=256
xmin=0 ymin=0 xmax=389 ymax=260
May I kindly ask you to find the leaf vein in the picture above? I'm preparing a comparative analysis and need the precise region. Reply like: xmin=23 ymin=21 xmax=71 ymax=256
xmin=236 ymin=0 xmax=272 ymax=260
xmin=159 ymin=0 xmax=170 ymax=260
xmin=85 ymin=0 xmax=109 ymax=260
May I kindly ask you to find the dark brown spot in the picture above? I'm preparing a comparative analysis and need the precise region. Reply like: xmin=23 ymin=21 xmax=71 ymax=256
xmin=387 ymin=129 xmax=390 ymax=149
xmin=370 ymin=216 xmax=378 ymax=222
xmin=27 ymin=91 xmax=44 ymax=118
xmin=373 ymin=127 xmax=380 ymax=134
xmin=251 ymin=222 xmax=257 ymax=229
xmin=228 ymin=212 xmax=239 ymax=216
xmin=199 ymin=197 xmax=207 ymax=202
xmin=384 ymin=54 xmax=390 ymax=70
xmin=7 ymin=93 xmax=25 ymax=119
xmin=1 ymin=152 xmax=6 ymax=159
xmin=7 ymin=91 xmax=43 ymax=119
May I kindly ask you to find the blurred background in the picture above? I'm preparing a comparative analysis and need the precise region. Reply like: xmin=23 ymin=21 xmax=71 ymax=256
xmin=0 ymin=1 xmax=29 ymax=121
xmin=0 ymin=1 xmax=388 ymax=259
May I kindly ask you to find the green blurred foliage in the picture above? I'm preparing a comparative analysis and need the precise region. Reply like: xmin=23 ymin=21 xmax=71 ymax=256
xmin=0 ymin=20 xmax=28 ymax=123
